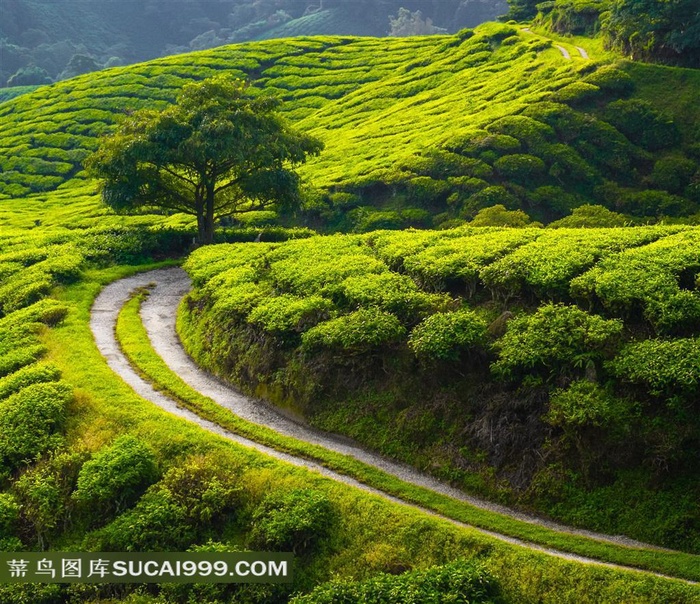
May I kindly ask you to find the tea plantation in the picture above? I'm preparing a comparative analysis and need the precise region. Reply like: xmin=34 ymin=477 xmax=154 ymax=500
xmin=0 ymin=19 xmax=699 ymax=604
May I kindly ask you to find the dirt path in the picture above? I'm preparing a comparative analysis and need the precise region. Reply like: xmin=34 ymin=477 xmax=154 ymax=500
xmin=90 ymin=268 xmax=695 ymax=582
xmin=554 ymin=44 xmax=571 ymax=59
xmin=576 ymin=46 xmax=590 ymax=59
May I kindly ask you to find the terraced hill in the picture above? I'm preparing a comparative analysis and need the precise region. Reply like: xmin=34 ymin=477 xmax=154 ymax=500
xmin=3 ymin=22 xmax=698 ymax=231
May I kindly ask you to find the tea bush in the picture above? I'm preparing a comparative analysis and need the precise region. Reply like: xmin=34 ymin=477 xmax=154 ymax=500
xmin=72 ymin=435 xmax=159 ymax=524
xmin=409 ymin=309 xmax=488 ymax=362
xmin=249 ymin=489 xmax=333 ymax=555
xmin=492 ymin=303 xmax=623 ymax=381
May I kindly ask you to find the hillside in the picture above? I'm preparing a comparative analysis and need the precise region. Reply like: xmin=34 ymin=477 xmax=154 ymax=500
xmin=0 ymin=19 xmax=700 ymax=603
xmin=0 ymin=0 xmax=507 ymax=87
xmin=2 ymin=23 xmax=700 ymax=232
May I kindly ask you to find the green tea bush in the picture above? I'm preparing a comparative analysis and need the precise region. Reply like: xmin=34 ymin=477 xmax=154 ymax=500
xmin=0 ymin=493 xmax=20 ymax=538
xmin=89 ymin=453 xmax=242 ymax=553
xmin=334 ymin=272 xmax=442 ymax=323
xmin=0 ymin=345 xmax=47 ymax=378
xmin=0 ymin=363 xmax=60 ymax=399
xmin=650 ymin=156 xmax=697 ymax=194
xmin=450 ymin=131 xmax=521 ymax=157
xmin=409 ymin=309 xmax=487 ymax=362
xmin=88 ymin=488 xmax=193 ymax=552
xmin=493 ymin=154 xmax=546 ymax=184
xmin=291 ymin=559 xmax=499 ymax=604
xmin=546 ymin=380 xmax=628 ymax=428
xmin=609 ymin=337 xmax=700 ymax=396
xmin=645 ymin=291 xmax=700 ymax=335
xmin=0 ymin=381 xmax=71 ymax=478
xmin=552 ymin=81 xmax=601 ymax=105
xmin=549 ymin=205 xmax=628 ymax=228
xmin=249 ymin=489 xmax=333 ymax=555
xmin=570 ymin=230 xmax=700 ymax=327
xmin=463 ymin=186 xmax=520 ymax=216
xmin=487 ymin=115 xmax=555 ymax=151
xmin=582 ymin=66 xmax=635 ymax=96
xmin=72 ymin=435 xmax=159 ymax=523
xmin=301 ymin=308 xmax=406 ymax=354
xmin=470 ymin=205 xmax=535 ymax=227
xmin=492 ymin=303 xmax=623 ymax=381
xmin=247 ymin=295 xmax=333 ymax=336
xmin=481 ymin=228 xmax=663 ymax=299
xmin=602 ymin=99 xmax=680 ymax=151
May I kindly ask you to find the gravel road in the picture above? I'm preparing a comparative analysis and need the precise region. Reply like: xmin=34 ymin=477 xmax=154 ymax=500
xmin=89 ymin=267 xmax=693 ymax=581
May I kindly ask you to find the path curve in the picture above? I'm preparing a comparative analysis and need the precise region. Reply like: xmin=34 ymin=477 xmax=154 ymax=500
xmin=554 ymin=44 xmax=571 ymax=60
xmin=90 ymin=268 xmax=693 ymax=581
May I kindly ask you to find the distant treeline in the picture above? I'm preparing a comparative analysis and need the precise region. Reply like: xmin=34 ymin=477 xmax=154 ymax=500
xmin=0 ymin=0 xmax=507 ymax=87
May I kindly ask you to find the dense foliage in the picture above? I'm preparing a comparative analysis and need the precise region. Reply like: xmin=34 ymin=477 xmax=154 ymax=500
xmin=603 ymin=0 xmax=700 ymax=67
xmin=86 ymin=75 xmax=322 ymax=244
xmin=181 ymin=225 xmax=700 ymax=552
xmin=2 ymin=23 xmax=699 ymax=230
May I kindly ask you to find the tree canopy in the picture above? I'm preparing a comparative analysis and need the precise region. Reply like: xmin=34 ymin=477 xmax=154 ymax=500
xmin=603 ymin=0 xmax=700 ymax=67
xmin=85 ymin=75 xmax=323 ymax=244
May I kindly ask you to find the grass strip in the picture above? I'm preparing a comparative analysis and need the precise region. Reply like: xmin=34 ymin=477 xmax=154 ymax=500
xmin=115 ymin=286 xmax=700 ymax=583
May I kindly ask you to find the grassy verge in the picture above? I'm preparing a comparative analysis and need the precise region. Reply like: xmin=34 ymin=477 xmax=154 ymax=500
xmin=114 ymin=286 xmax=700 ymax=583
xmin=28 ymin=263 xmax=700 ymax=603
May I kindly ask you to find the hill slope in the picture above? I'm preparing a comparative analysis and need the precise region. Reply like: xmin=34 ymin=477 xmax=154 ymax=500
xmin=1 ymin=24 xmax=699 ymax=231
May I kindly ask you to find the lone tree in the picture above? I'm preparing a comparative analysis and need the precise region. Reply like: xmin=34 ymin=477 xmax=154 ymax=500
xmin=85 ymin=76 xmax=324 ymax=244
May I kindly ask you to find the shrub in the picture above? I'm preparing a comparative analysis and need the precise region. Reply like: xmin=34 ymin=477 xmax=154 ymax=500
xmin=335 ymin=272 xmax=440 ymax=322
xmin=552 ymin=81 xmax=601 ymax=105
xmin=602 ymin=99 xmax=680 ymax=151
xmin=12 ymin=449 xmax=87 ymax=549
xmin=406 ymin=176 xmax=451 ymax=206
xmin=650 ymin=156 xmax=697 ymax=194
xmin=541 ymin=143 xmax=598 ymax=186
xmin=609 ymin=337 xmax=700 ymax=396
xmin=0 ymin=363 xmax=60 ymax=400
xmin=0 ymin=345 xmax=47 ymax=379
xmin=487 ymin=115 xmax=555 ymax=151
xmin=549 ymin=204 xmax=628 ymax=228
xmin=492 ymin=304 xmax=623 ymax=381
xmin=619 ymin=189 xmax=694 ymax=217
xmin=87 ymin=455 xmax=240 ymax=552
xmin=247 ymin=295 xmax=333 ymax=336
xmin=463 ymin=186 xmax=519 ymax=217
xmin=645 ymin=291 xmax=700 ymax=335
xmin=409 ymin=309 xmax=487 ymax=362
xmin=301 ymin=309 xmax=406 ymax=354
xmin=493 ymin=154 xmax=546 ymax=183
xmin=249 ymin=489 xmax=333 ymax=555
xmin=469 ymin=204 xmax=535 ymax=227
xmin=72 ymin=435 xmax=159 ymax=523
xmin=0 ymin=493 xmax=19 ymax=537
xmin=0 ymin=382 xmax=71 ymax=477
xmin=546 ymin=380 xmax=628 ymax=428
xmin=88 ymin=488 xmax=192 ymax=552
xmin=582 ymin=66 xmax=634 ymax=96
xmin=290 ymin=559 xmax=499 ymax=603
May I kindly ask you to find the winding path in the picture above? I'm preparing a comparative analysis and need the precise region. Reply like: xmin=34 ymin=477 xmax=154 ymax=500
xmin=90 ymin=268 xmax=694 ymax=582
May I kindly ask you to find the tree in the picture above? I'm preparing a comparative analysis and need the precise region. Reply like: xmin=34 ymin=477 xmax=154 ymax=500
xmin=85 ymin=76 xmax=323 ymax=244
xmin=603 ymin=0 xmax=700 ymax=67
xmin=503 ymin=0 xmax=540 ymax=22
xmin=388 ymin=8 xmax=446 ymax=36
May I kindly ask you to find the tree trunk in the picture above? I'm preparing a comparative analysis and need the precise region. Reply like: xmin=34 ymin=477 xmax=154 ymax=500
xmin=202 ymin=183 xmax=216 ymax=245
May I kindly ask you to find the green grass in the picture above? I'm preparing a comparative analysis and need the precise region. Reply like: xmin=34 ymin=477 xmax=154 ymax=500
xmin=11 ymin=262 xmax=689 ymax=602
xmin=114 ymin=281 xmax=700 ymax=582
